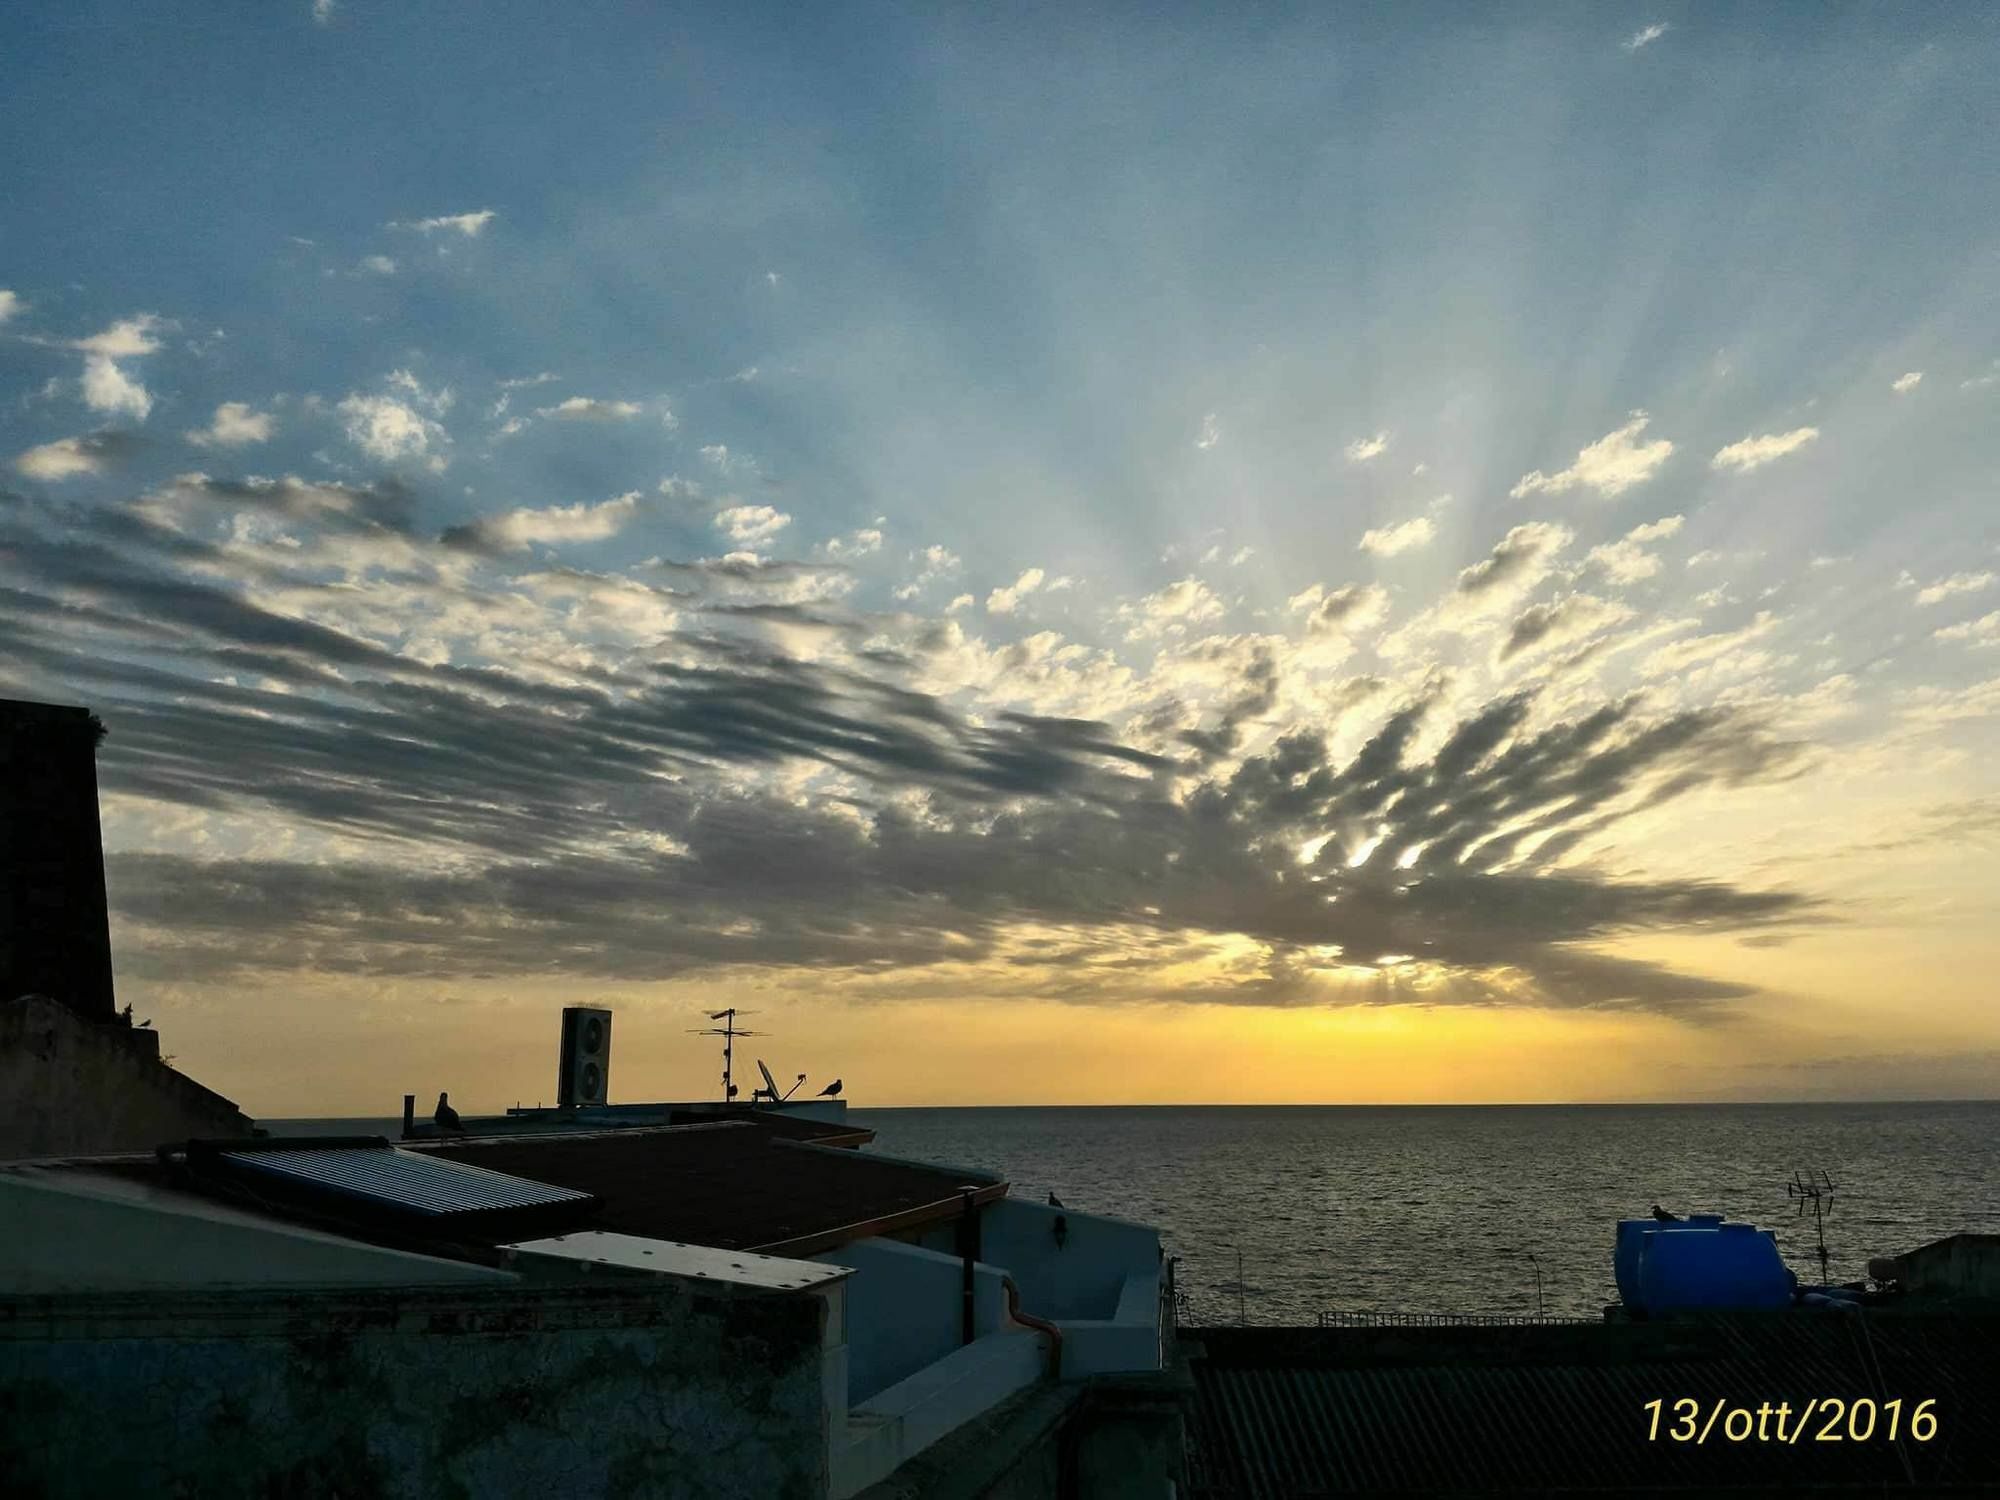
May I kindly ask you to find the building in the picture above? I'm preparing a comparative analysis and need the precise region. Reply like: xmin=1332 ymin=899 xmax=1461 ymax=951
xmin=1 ymin=698 xmax=253 ymax=1157
xmin=1 ymin=1109 xmax=1177 ymax=1498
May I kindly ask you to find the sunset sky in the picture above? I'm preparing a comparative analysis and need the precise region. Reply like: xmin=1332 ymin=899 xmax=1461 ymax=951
xmin=4 ymin=3 xmax=1998 ymax=1116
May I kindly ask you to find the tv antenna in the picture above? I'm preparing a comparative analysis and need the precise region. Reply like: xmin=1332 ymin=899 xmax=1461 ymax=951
xmin=688 ymin=1009 xmax=762 ymax=1103
xmin=754 ymin=1058 xmax=807 ymax=1104
xmin=1786 ymin=1166 xmax=1837 ymax=1284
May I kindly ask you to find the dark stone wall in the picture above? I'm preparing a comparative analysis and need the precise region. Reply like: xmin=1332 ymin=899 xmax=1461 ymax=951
xmin=0 ymin=1281 xmax=832 ymax=1500
xmin=0 ymin=700 xmax=116 ymax=1022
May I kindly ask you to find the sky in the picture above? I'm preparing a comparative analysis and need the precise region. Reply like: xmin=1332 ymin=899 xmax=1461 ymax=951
xmin=4 ymin=2 xmax=1999 ymax=1116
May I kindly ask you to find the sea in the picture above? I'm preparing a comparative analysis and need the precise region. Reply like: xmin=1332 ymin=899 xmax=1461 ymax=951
xmin=270 ymin=1101 xmax=2000 ymax=1326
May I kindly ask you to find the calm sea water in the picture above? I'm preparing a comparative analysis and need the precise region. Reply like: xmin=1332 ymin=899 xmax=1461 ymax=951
xmin=849 ymin=1103 xmax=2000 ymax=1324
xmin=272 ymin=1102 xmax=2000 ymax=1325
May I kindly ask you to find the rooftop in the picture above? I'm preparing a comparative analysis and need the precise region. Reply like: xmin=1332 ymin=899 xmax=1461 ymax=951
xmin=410 ymin=1120 xmax=1006 ymax=1256
xmin=1183 ymin=1316 xmax=2000 ymax=1497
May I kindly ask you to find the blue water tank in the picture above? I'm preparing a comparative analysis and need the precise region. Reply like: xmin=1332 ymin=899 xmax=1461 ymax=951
xmin=1614 ymin=1215 xmax=1723 ymax=1309
xmin=1637 ymin=1223 xmax=1792 ymax=1313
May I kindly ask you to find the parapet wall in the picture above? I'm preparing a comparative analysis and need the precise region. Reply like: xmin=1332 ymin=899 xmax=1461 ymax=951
xmin=0 ymin=993 xmax=253 ymax=1159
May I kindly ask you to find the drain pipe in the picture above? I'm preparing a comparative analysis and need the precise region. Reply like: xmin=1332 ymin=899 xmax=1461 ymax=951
xmin=1003 ymin=1276 xmax=1064 ymax=1380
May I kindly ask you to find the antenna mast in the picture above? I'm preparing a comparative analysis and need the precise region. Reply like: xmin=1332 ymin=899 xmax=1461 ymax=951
xmin=1786 ymin=1165 xmax=1838 ymax=1284
xmin=688 ymin=1009 xmax=762 ymax=1104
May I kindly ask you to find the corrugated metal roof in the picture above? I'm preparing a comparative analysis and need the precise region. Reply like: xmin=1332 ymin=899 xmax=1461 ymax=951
xmin=1184 ymin=1316 xmax=2000 ymax=1496
xmin=218 ymin=1145 xmax=594 ymax=1219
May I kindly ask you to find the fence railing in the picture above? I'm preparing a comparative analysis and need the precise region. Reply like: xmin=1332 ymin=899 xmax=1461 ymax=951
xmin=1314 ymin=1310 xmax=1599 ymax=1329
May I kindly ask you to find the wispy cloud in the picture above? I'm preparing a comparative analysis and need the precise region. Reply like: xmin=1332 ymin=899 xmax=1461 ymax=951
xmin=1588 ymin=514 xmax=1684 ymax=584
xmin=1624 ymin=22 xmax=1669 ymax=52
xmin=392 ymin=209 xmax=497 ymax=237
xmin=1936 ymin=611 xmax=2000 ymax=647
xmin=988 ymin=566 xmax=1047 ymax=614
xmin=442 ymin=492 xmax=641 ymax=553
xmin=0 ymin=289 xmax=22 ymax=325
xmin=1511 ymin=412 xmax=1673 ymax=499
xmin=1358 ymin=515 xmax=1435 ymax=557
xmin=11 ymin=430 xmax=136 ymax=480
xmin=1914 ymin=571 xmax=1995 ymax=607
xmin=1345 ymin=431 xmax=1390 ymax=463
xmin=1891 ymin=371 xmax=1924 ymax=393
xmin=714 ymin=503 xmax=790 ymax=545
xmin=1195 ymin=412 xmax=1221 ymax=450
xmin=1711 ymin=426 xmax=1820 ymax=473
xmin=186 ymin=402 xmax=274 ymax=449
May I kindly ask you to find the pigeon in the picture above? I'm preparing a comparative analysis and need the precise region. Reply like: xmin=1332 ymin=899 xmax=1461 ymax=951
xmin=1047 ymin=1192 xmax=1065 ymax=1208
xmin=434 ymin=1091 xmax=463 ymax=1131
xmin=817 ymin=1078 xmax=843 ymax=1098
xmin=1651 ymin=1203 xmax=1680 ymax=1223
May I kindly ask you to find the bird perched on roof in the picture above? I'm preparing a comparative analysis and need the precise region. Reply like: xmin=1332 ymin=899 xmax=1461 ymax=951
xmin=1651 ymin=1203 xmax=1680 ymax=1223
xmin=1047 ymin=1191 xmax=1064 ymax=1208
xmin=434 ymin=1092 xmax=463 ymax=1132
xmin=818 ymin=1078 xmax=842 ymax=1098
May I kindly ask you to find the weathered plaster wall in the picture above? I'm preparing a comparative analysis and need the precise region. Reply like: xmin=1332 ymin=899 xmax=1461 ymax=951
xmin=0 ymin=1281 xmax=831 ymax=1500
xmin=0 ymin=993 xmax=253 ymax=1159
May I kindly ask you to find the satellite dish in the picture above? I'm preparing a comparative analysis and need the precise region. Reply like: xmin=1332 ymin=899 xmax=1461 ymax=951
xmin=757 ymin=1058 xmax=780 ymax=1101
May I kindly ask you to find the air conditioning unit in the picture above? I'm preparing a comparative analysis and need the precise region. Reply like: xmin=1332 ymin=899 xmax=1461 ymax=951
xmin=558 ymin=1006 xmax=613 ymax=1108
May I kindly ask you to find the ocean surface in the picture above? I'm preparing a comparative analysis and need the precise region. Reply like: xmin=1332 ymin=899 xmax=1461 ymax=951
xmin=271 ymin=1101 xmax=2000 ymax=1325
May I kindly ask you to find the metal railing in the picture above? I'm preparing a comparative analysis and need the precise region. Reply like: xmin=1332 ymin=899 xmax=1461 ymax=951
xmin=1315 ymin=1310 xmax=1599 ymax=1329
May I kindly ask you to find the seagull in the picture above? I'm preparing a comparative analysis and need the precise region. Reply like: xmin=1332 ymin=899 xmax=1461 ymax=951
xmin=1651 ymin=1203 xmax=1680 ymax=1223
xmin=1047 ymin=1192 xmax=1064 ymax=1208
xmin=817 ymin=1078 xmax=843 ymax=1098
xmin=434 ymin=1092 xmax=463 ymax=1131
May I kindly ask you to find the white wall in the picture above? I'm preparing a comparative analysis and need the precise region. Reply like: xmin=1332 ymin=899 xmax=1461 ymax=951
xmin=980 ymin=1198 xmax=1160 ymax=1320
xmin=810 ymin=1237 xmax=1010 ymax=1403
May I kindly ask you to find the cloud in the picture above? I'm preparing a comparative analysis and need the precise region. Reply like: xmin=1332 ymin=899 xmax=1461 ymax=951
xmin=74 ymin=316 xmax=163 ymax=359
xmin=1935 ymin=611 xmax=2000 ymax=647
xmin=0 ymin=477 xmax=1825 ymax=1018
xmin=1500 ymin=593 xmax=1632 ymax=661
xmin=70 ymin=315 xmax=164 ymax=422
xmin=1345 ymin=432 xmax=1390 ymax=463
xmin=1120 ymin=577 xmax=1227 ymax=639
xmin=0 ymin=290 xmax=21 ymax=325
xmin=394 ymin=210 xmax=497 ymax=237
xmin=12 ymin=431 xmax=136 ymax=481
xmin=1358 ymin=516 xmax=1435 ymax=556
xmin=312 ymin=0 xmax=334 ymax=21
xmin=1624 ymin=22 xmax=1668 ymax=51
xmin=1287 ymin=582 xmax=1389 ymax=635
xmin=442 ymin=492 xmax=641 ymax=554
xmin=822 ymin=527 xmax=884 ymax=560
xmin=186 ymin=402 xmax=275 ymax=448
xmin=337 ymin=391 xmax=448 ymax=465
xmin=81 ymin=357 xmax=152 ymax=419
xmin=1195 ymin=413 xmax=1221 ymax=450
xmin=1450 ymin=521 xmax=1574 ymax=607
xmin=714 ymin=504 xmax=790 ymax=545
xmin=1510 ymin=412 xmax=1673 ymax=499
xmin=1914 ymin=571 xmax=1994 ymax=606
xmin=358 ymin=255 xmax=396 ymax=276
xmin=1710 ymin=426 xmax=1820 ymax=474
xmin=537 ymin=396 xmax=644 ymax=421
xmin=1891 ymin=371 xmax=1923 ymax=394
xmin=1587 ymin=514 xmax=1684 ymax=584
xmin=988 ymin=567 xmax=1047 ymax=615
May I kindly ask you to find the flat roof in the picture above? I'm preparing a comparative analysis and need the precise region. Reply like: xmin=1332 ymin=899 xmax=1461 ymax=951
xmin=413 ymin=1121 xmax=1006 ymax=1256
xmin=503 ymin=1230 xmax=850 ymax=1293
